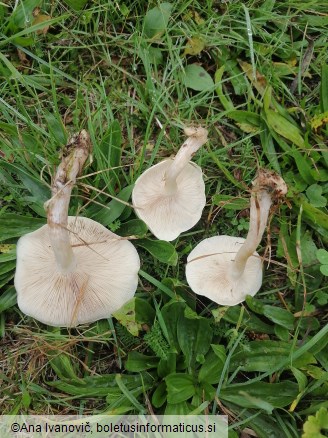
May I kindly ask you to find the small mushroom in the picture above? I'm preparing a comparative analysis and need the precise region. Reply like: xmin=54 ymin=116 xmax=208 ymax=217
xmin=15 ymin=130 xmax=140 ymax=327
xmin=132 ymin=127 xmax=208 ymax=241
xmin=186 ymin=169 xmax=287 ymax=306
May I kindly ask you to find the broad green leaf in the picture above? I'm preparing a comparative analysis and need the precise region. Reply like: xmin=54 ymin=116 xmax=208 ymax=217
xmin=113 ymin=297 xmax=155 ymax=336
xmin=321 ymin=64 xmax=328 ymax=112
xmin=223 ymin=59 xmax=248 ymax=95
xmin=320 ymin=265 xmax=328 ymax=276
xmin=0 ymin=286 xmax=17 ymax=313
xmin=92 ymin=185 xmax=133 ymax=226
xmin=263 ymin=305 xmax=295 ymax=330
xmin=0 ymin=271 xmax=15 ymax=290
xmin=215 ymin=66 xmax=234 ymax=111
xmin=274 ymin=137 xmax=315 ymax=184
xmin=301 ymin=231 xmax=319 ymax=265
xmin=221 ymin=381 xmax=298 ymax=409
xmin=0 ymin=261 xmax=16 ymax=276
xmin=117 ymin=219 xmax=148 ymax=238
xmin=291 ymin=367 xmax=308 ymax=392
xmin=135 ymin=238 xmax=178 ymax=265
xmin=115 ymin=374 xmax=147 ymax=413
xmin=143 ymin=3 xmax=172 ymax=39
xmin=316 ymin=290 xmax=328 ymax=306
xmin=48 ymin=352 xmax=80 ymax=382
xmin=227 ymin=110 xmax=261 ymax=127
xmin=184 ymin=64 xmax=214 ymax=91
xmin=165 ymin=373 xmax=195 ymax=404
xmin=161 ymin=299 xmax=186 ymax=351
xmin=0 ymin=214 xmax=45 ymax=242
xmin=0 ymin=15 xmax=70 ymax=48
xmin=0 ymin=245 xmax=16 ymax=262
xmin=260 ymin=126 xmax=281 ymax=173
xmin=221 ymin=306 xmax=275 ymax=334
xmin=47 ymin=373 xmax=152 ymax=397
xmin=303 ymin=407 xmax=328 ymax=438
xmin=152 ymin=381 xmax=167 ymax=408
xmin=98 ymin=120 xmax=122 ymax=188
xmin=212 ymin=194 xmax=248 ymax=210
xmin=1 ymin=161 xmax=50 ymax=205
xmin=306 ymin=184 xmax=327 ymax=208
xmin=149 ymin=45 xmax=164 ymax=64
xmin=245 ymin=295 xmax=265 ymax=315
xmin=10 ymin=0 xmax=41 ymax=29
xmin=125 ymin=352 xmax=159 ymax=372
xmin=265 ymin=109 xmax=305 ymax=148
xmin=44 ymin=112 xmax=67 ymax=145
xmin=274 ymin=325 xmax=289 ymax=341
xmin=243 ymin=408 xmax=292 ymax=438
xmin=164 ymin=401 xmax=193 ymax=415
xmin=157 ymin=353 xmax=176 ymax=377
xmin=211 ymin=344 xmax=226 ymax=360
xmin=21 ymin=388 xmax=31 ymax=409
xmin=293 ymin=195 xmax=328 ymax=239
xmin=177 ymin=308 xmax=212 ymax=370
xmin=63 ymin=0 xmax=88 ymax=10
xmin=230 ymin=340 xmax=316 ymax=372
xmin=198 ymin=346 xmax=226 ymax=384
xmin=305 ymin=365 xmax=328 ymax=380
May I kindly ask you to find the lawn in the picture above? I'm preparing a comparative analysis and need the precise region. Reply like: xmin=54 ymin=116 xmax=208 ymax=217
xmin=0 ymin=1 xmax=328 ymax=437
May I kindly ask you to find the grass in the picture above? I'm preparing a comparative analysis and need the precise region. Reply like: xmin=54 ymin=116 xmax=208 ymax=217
xmin=0 ymin=0 xmax=328 ymax=436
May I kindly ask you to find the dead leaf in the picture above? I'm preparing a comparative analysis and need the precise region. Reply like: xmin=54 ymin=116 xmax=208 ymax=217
xmin=239 ymin=60 xmax=267 ymax=96
xmin=33 ymin=7 xmax=41 ymax=17
xmin=182 ymin=10 xmax=205 ymax=25
xmin=17 ymin=49 xmax=29 ymax=66
xmin=32 ymin=14 xmax=52 ymax=35
xmin=183 ymin=37 xmax=205 ymax=56
xmin=310 ymin=111 xmax=328 ymax=131
xmin=236 ymin=122 xmax=259 ymax=133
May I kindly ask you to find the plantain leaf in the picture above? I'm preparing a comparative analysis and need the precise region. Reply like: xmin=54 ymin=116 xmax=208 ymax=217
xmin=184 ymin=64 xmax=214 ymax=91
xmin=0 ymin=214 xmax=45 ymax=242
xmin=135 ymin=238 xmax=178 ymax=265
xmin=221 ymin=381 xmax=298 ymax=409
xmin=143 ymin=3 xmax=172 ymax=39
xmin=165 ymin=373 xmax=195 ymax=404
xmin=265 ymin=109 xmax=305 ymax=148
xmin=230 ymin=340 xmax=316 ymax=372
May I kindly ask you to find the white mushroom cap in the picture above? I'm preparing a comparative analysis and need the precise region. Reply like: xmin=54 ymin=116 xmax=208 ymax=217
xmin=132 ymin=159 xmax=205 ymax=241
xmin=132 ymin=127 xmax=208 ymax=241
xmin=186 ymin=235 xmax=262 ymax=306
xmin=186 ymin=169 xmax=287 ymax=306
xmin=15 ymin=216 xmax=140 ymax=327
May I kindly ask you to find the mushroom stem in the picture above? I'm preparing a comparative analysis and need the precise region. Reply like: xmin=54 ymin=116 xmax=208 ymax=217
xmin=164 ymin=127 xmax=208 ymax=195
xmin=231 ymin=170 xmax=287 ymax=279
xmin=45 ymin=130 xmax=92 ymax=273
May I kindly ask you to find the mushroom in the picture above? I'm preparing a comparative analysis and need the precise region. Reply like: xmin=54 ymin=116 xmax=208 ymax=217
xmin=132 ymin=126 xmax=208 ymax=241
xmin=185 ymin=169 xmax=287 ymax=306
xmin=14 ymin=130 xmax=140 ymax=327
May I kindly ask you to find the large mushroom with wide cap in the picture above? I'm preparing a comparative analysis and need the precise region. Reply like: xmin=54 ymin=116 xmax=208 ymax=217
xmin=132 ymin=126 xmax=208 ymax=241
xmin=186 ymin=169 xmax=287 ymax=306
xmin=14 ymin=130 xmax=140 ymax=327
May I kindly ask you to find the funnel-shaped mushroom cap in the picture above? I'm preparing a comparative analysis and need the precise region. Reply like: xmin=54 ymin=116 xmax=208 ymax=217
xmin=15 ymin=216 xmax=140 ymax=327
xmin=186 ymin=235 xmax=262 ymax=306
xmin=186 ymin=169 xmax=287 ymax=306
xmin=132 ymin=127 xmax=208 ymax=241
xmin=132 ymin=159 xmax=205 ymax=241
